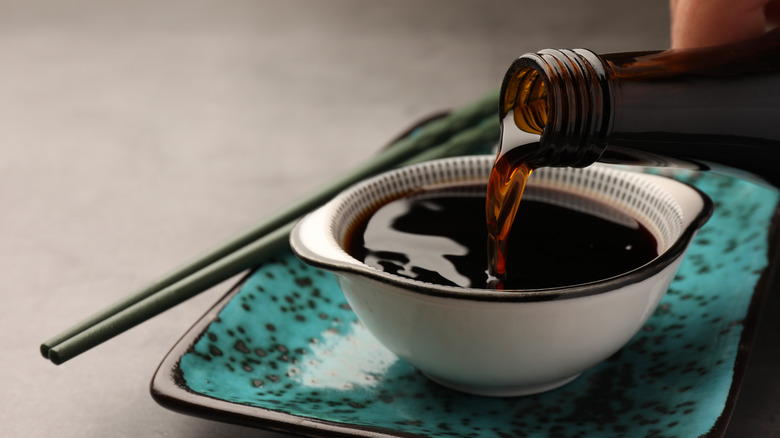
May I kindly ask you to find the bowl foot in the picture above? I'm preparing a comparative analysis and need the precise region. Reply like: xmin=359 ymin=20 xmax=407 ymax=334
xmin=423 ymin=373 xmax=581 ymax=397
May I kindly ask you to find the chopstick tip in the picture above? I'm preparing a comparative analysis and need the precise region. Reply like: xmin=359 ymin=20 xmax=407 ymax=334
xmin=47 ymin=348 xmax=67 ymax=365
xmin=40 ymin=341 xmax=68 ymax=365
xmin=39 ymin=343 xmax=52 ymax=359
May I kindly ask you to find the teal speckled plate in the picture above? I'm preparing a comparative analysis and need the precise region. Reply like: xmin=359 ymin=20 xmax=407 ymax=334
xmin=152 ymin=169 xmax=779 ymax=438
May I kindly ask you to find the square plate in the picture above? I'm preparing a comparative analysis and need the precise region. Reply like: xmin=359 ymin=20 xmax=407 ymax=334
xmin=151 ymin=169 xmax=779 ymax=437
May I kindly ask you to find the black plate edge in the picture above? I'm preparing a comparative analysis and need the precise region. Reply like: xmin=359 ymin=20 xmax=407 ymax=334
xmin=710 ymin=202 xmax=780 ymax=437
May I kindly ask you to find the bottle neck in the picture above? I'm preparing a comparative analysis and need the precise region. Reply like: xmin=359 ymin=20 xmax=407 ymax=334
xmin=499 ymin=49 xmax=610 ymax=167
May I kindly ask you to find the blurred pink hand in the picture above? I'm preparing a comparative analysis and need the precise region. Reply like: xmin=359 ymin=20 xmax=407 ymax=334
xmin=670 ymin=0 xmax=780 ymax=48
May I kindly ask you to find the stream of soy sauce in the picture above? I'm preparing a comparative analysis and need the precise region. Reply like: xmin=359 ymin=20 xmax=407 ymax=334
xmin=485 ymin=109 xmax=544 ymax=286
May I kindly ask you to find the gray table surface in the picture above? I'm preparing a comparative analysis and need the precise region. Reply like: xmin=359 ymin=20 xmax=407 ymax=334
xmin=4 ymin=1 xmax=778 ymax=436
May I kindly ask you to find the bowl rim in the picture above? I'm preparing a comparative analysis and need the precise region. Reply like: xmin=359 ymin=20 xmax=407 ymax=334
xmin=290 ymin=156 xmax=713 ymax=302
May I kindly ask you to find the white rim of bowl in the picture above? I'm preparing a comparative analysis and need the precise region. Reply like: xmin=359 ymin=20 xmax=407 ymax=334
xmin=290 ymin=155 xmax=713 ymax=302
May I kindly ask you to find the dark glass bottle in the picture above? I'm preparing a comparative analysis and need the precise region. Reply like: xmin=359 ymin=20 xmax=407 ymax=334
xmin=498 ymin=28 xmax=780 ymax=186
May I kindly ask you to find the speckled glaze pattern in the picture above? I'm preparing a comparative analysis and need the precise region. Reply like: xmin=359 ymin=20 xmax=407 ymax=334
xmin=153 ymin=169 xmax=778 ymax=438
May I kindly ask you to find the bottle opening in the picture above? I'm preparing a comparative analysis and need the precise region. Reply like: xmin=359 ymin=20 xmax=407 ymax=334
xmin=499 ymin=49 xmax=609 ymax=168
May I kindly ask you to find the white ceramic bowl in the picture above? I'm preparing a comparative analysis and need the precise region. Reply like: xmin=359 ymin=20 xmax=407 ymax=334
xmin=290 ymin=155 xmax=712 ymax=397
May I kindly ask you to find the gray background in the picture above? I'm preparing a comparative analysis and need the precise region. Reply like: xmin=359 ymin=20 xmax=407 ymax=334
xmin=3 ymin=1 xmax=777 ymax=437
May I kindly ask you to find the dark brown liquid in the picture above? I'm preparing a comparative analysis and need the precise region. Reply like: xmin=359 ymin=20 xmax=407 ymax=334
xmin=346 ymin=189 xmax=658 ymax=289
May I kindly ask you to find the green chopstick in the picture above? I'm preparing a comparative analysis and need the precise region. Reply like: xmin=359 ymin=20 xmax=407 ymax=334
xmin=47 ymin=222 xmax=294 ymax=365
xmin=41 ymin=90 xmax=499 ymax=365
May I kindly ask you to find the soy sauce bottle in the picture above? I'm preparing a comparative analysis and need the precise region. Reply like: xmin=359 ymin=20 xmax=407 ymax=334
xmin=499 ymin=28 xmax=780 ymax=186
